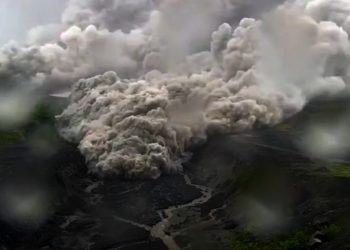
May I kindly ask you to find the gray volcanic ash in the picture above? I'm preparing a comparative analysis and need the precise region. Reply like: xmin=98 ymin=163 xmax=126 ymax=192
xmin=1 ymin=0 xmax=350 ymax=178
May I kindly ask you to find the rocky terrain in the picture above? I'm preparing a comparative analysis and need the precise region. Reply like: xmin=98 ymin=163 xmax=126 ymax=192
xmin=0 ymin=97 xmax=350 ymax=250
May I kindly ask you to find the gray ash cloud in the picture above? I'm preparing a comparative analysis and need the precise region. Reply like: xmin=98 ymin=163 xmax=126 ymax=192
xmin=2 ymin=0 xmax=350 ymax=177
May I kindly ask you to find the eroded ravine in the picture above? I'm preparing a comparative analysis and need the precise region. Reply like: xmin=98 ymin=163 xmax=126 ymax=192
xmin=150 ymin=174 xmax=213 ymax=250
xmin=106 ymin=173 xmax=214 ymax=250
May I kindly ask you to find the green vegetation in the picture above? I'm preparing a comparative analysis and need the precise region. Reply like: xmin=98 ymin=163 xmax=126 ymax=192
xmin=230 ymin=230 xmax=310 ymax=250
xmin=326 ymin=164 xmax=350 ymax=178
xmin=0 ymin=130 xmax=25 ymax=144
xmin=307 ymin=163 xmax=350 ymax=178
xmin=229 ymin=224 xmax=342 ymax=250
xmin=0 ymin=103 xmax=56 ymax=145
xmin=275 ymin=122 xmax=294 ymax=132
xmin=322 ymin=224 xmax=341 ymax=240
xmin=28 ymin=103 xmax=55 ymax=125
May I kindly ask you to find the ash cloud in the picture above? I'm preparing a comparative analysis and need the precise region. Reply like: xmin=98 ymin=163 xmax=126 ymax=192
xmin=0 ymin=0 xmax=285 ymax=92
xmin=2 ymin=0 xmax=350 ymax=178
xmin=62 ymin=0 xmax=156 ymax=32
xmin=58 ymin=1 xmax=350 ymax=178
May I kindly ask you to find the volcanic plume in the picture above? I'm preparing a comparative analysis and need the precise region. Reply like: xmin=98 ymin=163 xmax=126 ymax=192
xmin=1 ymin=0 xmax=350 ymax=178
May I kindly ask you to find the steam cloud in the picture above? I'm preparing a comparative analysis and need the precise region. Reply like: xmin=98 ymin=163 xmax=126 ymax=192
xmin=2 ymin=0 xmax=350 ymax=178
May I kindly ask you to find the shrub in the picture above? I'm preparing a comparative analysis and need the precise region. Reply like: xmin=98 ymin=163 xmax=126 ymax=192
xmin=230 ymin=230 xmax=309 ymax=250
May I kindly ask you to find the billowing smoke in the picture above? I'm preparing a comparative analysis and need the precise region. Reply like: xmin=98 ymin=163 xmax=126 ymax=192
xmin=62 ymin=0 xmax=156 ymax=32
xmin=57 ymin=1 xmax=350 ymax=178
xmin=0 ymin=0 xmax=285 ymax=91
xmin=0 ymin=0 xmax=278 ymax=126
xmin=3 ymin=0 xmax=350 ymax=178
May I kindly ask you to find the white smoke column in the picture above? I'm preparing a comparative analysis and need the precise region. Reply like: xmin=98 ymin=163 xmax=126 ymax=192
xmin=258 ymin=6 xmax=349 ymax=100
xmin=153 ymin=0 xmax=234 ymax=68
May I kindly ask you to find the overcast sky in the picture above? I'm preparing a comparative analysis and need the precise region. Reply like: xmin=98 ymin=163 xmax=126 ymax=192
xmin=0 ymin=0 xmax=66 ymax=44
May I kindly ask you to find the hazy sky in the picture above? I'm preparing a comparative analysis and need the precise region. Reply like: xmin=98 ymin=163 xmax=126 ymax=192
xmin=0 ymin=0 xmax=66 ymax=44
